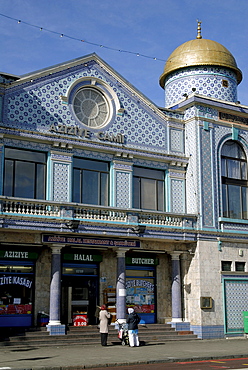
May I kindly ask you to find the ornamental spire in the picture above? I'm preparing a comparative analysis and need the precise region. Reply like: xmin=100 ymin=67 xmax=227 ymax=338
xmin=196 ymin=20 xmax=202 ymax=39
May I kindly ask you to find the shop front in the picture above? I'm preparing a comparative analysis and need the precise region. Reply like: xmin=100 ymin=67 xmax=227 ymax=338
xmin=61 ymin=249 xmax=102 ymax=326
xmin=126 ymin=254 xmax=158 ymax=324
xmin=0 ymin=248 xmax=38 ymax=328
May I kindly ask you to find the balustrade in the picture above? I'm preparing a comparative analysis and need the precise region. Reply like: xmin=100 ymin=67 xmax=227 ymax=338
xmin=0 ymin=196 xmax=196 ymax=229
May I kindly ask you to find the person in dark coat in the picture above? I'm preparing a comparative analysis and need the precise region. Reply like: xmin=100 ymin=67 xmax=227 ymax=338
xmin=99 ymin=304 xmax=111 ymax=346
xmin=126 ymin=307 xmax=141 ymax=347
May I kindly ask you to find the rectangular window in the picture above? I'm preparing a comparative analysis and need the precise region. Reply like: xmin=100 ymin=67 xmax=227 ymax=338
xmin=73 ymin=157 xmax=109 ymax=206
xmin=221 ymin=142 xmax=248 ymax=220
xmin=133 ymin=167 xmax=165 ymax=211
xmin=3 ymin=148 xmax=46 ymax=200
xmin=235 ymin=262 xmax=245 ymax=272
xmin=221 ymin=261 xmax=232 ymax=271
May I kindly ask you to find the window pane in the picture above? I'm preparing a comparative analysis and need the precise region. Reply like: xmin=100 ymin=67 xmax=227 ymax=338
xmin=242 ymin=187 xmax=248 ymax=219
xmin=4 ymin=159 xmax=14 ymax=196
xmin=82 ymin=170 xmax=99 ymax=205
xmin=15 ymin=161 xmax=35 ymax=198
xmin=221 ymin=141 xmax=246 ymax=159
xmin=228 ymin=185 xmax=241 ymax=219
xmin=141 ymin=178 xmax=156 ymax=210
xmin=221 ymin=158 xmax=227 ymax=177
xmin=73 ymin=169 xmax=81 ymax=203
xmin=73 ymin=158 xmax=109 ymax=206
xmin=235 ymin=262 xmax=245 ymax=272
xmin=36 ymin=164 xmax=46 ymax=199
xmin=74 ymin=158 xmax=108 ymax=172
xmin=5 ymin=148 xmax=46 ymax=163
xmin=133 ymin=177 xmax=140 ymax=209
xmin=157 ymin=180 xmax=164 ymax=211
xmin=241 ymin=162 xmax=247 ymax=180
xmin=100 ymin=172 xmax=108 ymax=206
xmin=222 ymin=184 xmax=228 ymax=217
xmin=133 ymin=166 xmax=164 ymax=180
xmin=227 ymin=159 xmax=240 ymax=179
xmin=222 ymin=261 xmax=232 ymax=271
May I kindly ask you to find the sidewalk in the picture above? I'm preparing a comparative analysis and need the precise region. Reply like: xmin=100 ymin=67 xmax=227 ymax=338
xmin=1 ymin=337 xmax=248 ymax=369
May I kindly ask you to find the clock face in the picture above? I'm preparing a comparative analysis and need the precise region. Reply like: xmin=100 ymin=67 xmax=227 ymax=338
xmin=73 ymin=87 xmax=109 ymax=128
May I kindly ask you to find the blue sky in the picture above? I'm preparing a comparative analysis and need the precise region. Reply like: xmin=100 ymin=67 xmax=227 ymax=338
xmin=0 ymin=0 xmax=248 ymax=107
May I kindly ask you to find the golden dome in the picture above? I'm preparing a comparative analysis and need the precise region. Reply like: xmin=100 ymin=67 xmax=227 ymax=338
xmin=159 ymin=37 xmax=242 ymax=88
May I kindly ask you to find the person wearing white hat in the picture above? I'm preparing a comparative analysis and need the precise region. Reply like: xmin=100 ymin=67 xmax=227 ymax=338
xmin=126 ymin=308 xmax=141 ymax=347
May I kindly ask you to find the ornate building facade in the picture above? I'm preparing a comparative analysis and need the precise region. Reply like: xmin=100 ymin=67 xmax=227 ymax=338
xmin=0 ymin=23 xmax=248 ymax=338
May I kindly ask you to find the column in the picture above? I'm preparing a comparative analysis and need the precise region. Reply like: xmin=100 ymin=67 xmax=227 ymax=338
xmin=48 ymin=245 xmax=64 ymax=327
xmin=116 ymin=249 xmax=128 ymax=323
xmin=170 ymin=251 xmax=183 ymax=322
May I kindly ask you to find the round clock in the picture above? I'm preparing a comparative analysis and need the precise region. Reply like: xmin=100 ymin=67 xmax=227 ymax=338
xmin=73 ymin=87 xmax=109 ymax=128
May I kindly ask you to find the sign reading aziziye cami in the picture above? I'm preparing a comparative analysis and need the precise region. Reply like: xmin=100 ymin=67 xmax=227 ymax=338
xmin=49 ymin=124 xmax=125 ymax=143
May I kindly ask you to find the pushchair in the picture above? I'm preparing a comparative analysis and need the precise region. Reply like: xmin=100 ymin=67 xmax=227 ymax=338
xmin=117 ymin=321 xmax=129 ymax=346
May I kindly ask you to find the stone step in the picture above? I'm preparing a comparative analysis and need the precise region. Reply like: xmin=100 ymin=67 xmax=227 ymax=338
xmin=0 ymin=324 xmax=198 ymax=347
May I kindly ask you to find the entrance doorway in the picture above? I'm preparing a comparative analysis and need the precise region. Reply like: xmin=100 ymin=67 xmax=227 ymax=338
xmin=62 ymin=272 xmax=99 ymax=325
xmin=61 ymin=263 xmax=99 ymax=326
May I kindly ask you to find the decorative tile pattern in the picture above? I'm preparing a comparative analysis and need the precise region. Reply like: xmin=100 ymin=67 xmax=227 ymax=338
xmin=115 ymin=171 xmax=131 ymax=208
xmin=171 ymin=179 xmax=185 ymax=213
xmin=196 ymin=105 xmax=218 ymax=120
xmin=200 ymin=128 xmax=214 ymax=227
xmin=47 ymin=324 xmax=66 ymax=335
xmin=185 ymin=121 xmax=199 ymax=215
xmin=190 ymin=325 xmax=224 ymax=339
xmin=224 ymin=279 xmax=248 ymax=333
xmin=164 ymin=66 xmax=238 ymax=107
xmin=3 ymin=59 xmax=171 ymax=152
xmin=52 ymin=162 xmax=70 ymax=202
xmin=170 ymin=128 xmax=184 ymax=153
xmin=133 ymin=158 xmax=168 ymax=171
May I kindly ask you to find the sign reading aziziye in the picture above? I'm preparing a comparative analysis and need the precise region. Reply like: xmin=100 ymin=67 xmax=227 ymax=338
xmin=0 ymin=250 xmax=38 ymax=260
xmin=49 ymin=124 xmax=125 ymax=144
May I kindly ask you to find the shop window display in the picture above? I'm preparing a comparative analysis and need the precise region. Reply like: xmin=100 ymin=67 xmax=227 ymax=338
xmin=126 ymin=267 xmax=155 ymax=323
xmin=0 ymin=263 xmax=33 ymax=325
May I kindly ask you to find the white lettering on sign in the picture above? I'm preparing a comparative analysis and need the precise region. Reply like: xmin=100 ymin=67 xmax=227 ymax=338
xmin=49 ymin=124 xmax=125 ymax=144
xmin=0 ymin=276 xmax=32 ymax=288
xmin=131 ymin=258 xmax=154 ymax=265
xmin=74 ymin=254 xmax=93 ymax=262
xmin=50 ymin=123 xmax=91 ymax=138
xmin=4 ymin=251 xmax=28 ymax=259
xmin=126 ymin=279 xmax=154 ymax=291
xmin=47 ymin=236 xmax=66 ymax=243
xmin=97 ymin=132 xmax=125 ymax=144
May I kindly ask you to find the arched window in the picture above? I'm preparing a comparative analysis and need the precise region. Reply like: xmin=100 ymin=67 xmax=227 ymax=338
xmin=221 ymin=140 xmax=248 ymax=219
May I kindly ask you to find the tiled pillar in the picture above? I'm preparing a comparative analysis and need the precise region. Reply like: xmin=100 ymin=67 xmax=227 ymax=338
xmin=116 ymin=249 xmax=128 ymax=323
xmin=112 ymin=161 xmax=133 ymax=208
xmin=170 ymin=251 xmax=183 ymax=322
xmin=47 ymin=244 xmax=66 ymax=334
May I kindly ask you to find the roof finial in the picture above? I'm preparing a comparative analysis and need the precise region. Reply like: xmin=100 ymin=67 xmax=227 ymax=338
xmin=196 ymin=20 xmax=202 ymax=39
